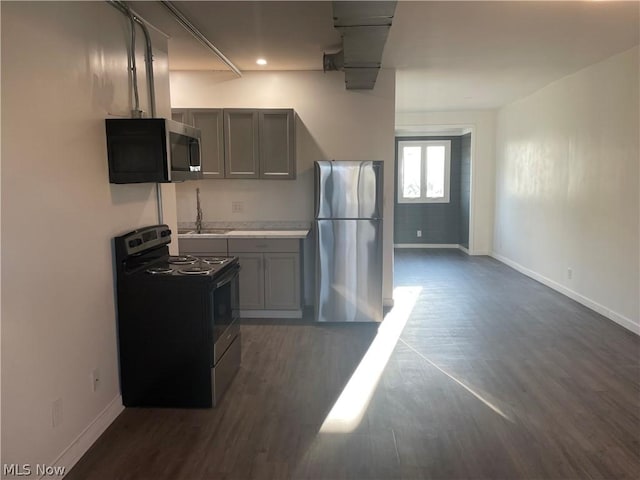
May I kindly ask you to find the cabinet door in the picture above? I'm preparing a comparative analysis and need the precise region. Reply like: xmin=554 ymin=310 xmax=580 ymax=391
xmin=259 ymin=109 xmax=296 ymax=180
xmin=224 ymin=109 xmax=259 ymax=179
xmin=172 ymin=109 xmax=190 ymax=125
xmin=192 ymin=109 xmax=224 ymax=178
xmin=236 ymin=253 xmax=264 ymax=310
xmin=264 ymin=253 xmax=300 ymax=310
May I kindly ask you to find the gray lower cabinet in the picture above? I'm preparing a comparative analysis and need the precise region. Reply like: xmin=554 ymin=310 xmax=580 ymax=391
xmin=264 ymin=253 xmax=300 ymax=309
xmin=235 ymin=253 xmax=265 ymax=309
xmin=179 ymin=237 xmax=302 ymax=313
xmin=229 ymin=239 xmax=301 ymax=311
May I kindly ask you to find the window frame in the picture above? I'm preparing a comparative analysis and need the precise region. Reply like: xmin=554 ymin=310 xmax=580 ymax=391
xmin=397 ymin=139 xmax=451 ymax=204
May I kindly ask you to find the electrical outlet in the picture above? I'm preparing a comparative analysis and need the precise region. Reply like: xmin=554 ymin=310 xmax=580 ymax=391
xmin=52 ymin=398 xmax=63 ymax=428
xmin=91 ymin=368 xmax=101 ymax=392
xmin=567 ymin=268 xmax=573 ymax=280
xmin=416 ymin=230 xmax=422 ymax=238
xmin=231 ymin=201 xmax=244 ymax=213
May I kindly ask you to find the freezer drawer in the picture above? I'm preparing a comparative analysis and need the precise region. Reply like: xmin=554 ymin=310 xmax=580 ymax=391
xmin=315 ymin=219 xmax=383 ymax=322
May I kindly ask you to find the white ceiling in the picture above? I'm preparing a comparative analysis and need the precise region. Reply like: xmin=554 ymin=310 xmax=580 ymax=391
xmin=130 ymin=1 xmax=341 ymax=70
xmin=387 ymin=1 xmax=640 ymax=111
xmin=131 ymin=1 xmax=640 ymax=112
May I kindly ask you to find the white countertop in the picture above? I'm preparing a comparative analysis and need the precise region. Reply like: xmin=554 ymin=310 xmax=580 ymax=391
xmin=178 ymin=229 xmax=310 ymax=239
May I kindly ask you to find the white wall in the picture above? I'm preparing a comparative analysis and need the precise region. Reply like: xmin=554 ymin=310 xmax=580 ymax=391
xmin=170 ymin=69 xmax=396 ymax=303
xmin=1 ymin=2 xmax=176 ymax=474
xmin=493 ymin=46 xmax=639 ymax=333
xmin=395 ymin=110 xmax=497 ymax=254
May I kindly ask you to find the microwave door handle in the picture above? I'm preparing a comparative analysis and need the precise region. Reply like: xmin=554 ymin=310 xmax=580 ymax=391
xmin=190 ymin=138 xmax=201 ymax=169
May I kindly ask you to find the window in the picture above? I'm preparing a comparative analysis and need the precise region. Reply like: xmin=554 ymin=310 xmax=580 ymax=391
xmin=397 ymin=140 xmax=451 ymax=203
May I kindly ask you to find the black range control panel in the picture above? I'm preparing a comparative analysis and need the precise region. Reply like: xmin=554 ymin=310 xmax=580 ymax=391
xmin=121 ymin=225 xmax=172 ymax=256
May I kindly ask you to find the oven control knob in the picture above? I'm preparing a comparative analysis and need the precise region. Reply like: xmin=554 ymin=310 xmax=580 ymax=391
xmin=161 ymin=229 xmax=171 ymax=237
xmin=128 ymin=238 xmax=143 ymax=248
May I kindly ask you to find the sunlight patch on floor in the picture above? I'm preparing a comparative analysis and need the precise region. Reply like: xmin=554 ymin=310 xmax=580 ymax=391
xmin=319 ymin=286 xmax=422 ymax=434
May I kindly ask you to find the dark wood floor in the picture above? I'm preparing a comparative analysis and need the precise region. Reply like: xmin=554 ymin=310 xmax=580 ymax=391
xmin=67 ymin=250 xmax=640 ymax=479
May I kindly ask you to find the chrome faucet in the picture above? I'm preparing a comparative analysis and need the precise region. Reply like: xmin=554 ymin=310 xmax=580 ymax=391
xmin=195 ymin=187 xmax=203 ymax=234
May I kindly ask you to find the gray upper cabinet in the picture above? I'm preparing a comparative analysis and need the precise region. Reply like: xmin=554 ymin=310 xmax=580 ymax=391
xmin=171 ymin=109 xmax=225 ymax=178
xmin=259 ymin=109 xmax=296 ymax=180
xmin=224 ymin=109 xmax=260 ymax=179
xmin=192 ymin=109 xmax=224 ymax=178
xmin=171 ymin=109 xmax=189 ymax=124
xmin=172 ymin=108 xmax=296 ymax=180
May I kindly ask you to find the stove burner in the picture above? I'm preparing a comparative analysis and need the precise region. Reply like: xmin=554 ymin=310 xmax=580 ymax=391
xmin=201 ymin=257 xmax=229 ymax=265
xmin=146 ymin=266 xmax=173 ymax=275
xmin=168 ymin=255 xmax=197 ymax=265
xmin=178 ymin=266 xmax=214 ymax=275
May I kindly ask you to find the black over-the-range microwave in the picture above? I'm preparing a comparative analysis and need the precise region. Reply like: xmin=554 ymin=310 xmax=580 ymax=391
xmin=105 ymin=118 xmax=202 ymax=184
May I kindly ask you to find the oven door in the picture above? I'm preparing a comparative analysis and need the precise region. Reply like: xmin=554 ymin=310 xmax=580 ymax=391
xmin=209 ymin=264 xmax=240 ymax=366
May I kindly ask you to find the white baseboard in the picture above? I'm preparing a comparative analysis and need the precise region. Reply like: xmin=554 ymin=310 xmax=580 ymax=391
xmin=491 ymin=252 xmax=639 ymax=336
xmin=394 ymin=244 xmax=489 ymax=256
xmin=240 ymin=309 xmax=303 ymax=319
xmin=393 ymin=243 xmax=482 ymax=255
xmin=52 ymin=395 xmax=123 ymax=478
xmin=394 ymin=243 xmax=460 ymax=249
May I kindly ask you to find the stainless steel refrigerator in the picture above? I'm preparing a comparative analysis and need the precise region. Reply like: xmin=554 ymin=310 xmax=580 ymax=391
xmin=314 ymin=160 xmax=383 ymax=323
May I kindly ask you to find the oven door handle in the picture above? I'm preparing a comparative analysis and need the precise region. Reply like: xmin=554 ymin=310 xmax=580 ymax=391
xmin=215 ymin=265 xmax=239 ymax=289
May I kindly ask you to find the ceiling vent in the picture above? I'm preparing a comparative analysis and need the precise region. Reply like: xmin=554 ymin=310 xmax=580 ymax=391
xmin=324 ymin=1 xmax=396 ymax=90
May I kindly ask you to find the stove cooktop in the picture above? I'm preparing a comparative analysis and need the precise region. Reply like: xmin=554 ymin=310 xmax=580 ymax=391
xmin=145 ymin=256 xmax=236 ymax=277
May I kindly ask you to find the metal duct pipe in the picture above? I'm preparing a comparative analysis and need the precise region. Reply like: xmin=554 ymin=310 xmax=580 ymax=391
xmin=108 ymin=0 xmax=157 ymax=117
xmin=323 ymin=50 xmax=344 ymax=72
xmin=329 ymin=1 xmax=396 ymax=90
xmin=134 ymin=9 xmax=157 ymax=118
xmin=108 ymin=0 xmax=163 ymax=223
xmin=161 ymin=1 xmax=242 ymax=77
xmin=128 ymin=14 xmax=141 ymax=116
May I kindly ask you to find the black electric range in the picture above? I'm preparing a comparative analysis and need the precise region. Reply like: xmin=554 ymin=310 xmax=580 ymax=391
xmin=114 ymin=225 xmax=241 ymax=408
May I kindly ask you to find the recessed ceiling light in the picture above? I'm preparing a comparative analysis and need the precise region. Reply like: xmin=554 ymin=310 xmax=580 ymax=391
xmin=256 ymin=58 xmax=267 ymax=66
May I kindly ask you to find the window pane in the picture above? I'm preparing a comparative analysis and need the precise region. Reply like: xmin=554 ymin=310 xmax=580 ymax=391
xmin=426 ymin=146 xmax=445 ymax=198
xmin=402 ymin=146 xmax=421 ymax=198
